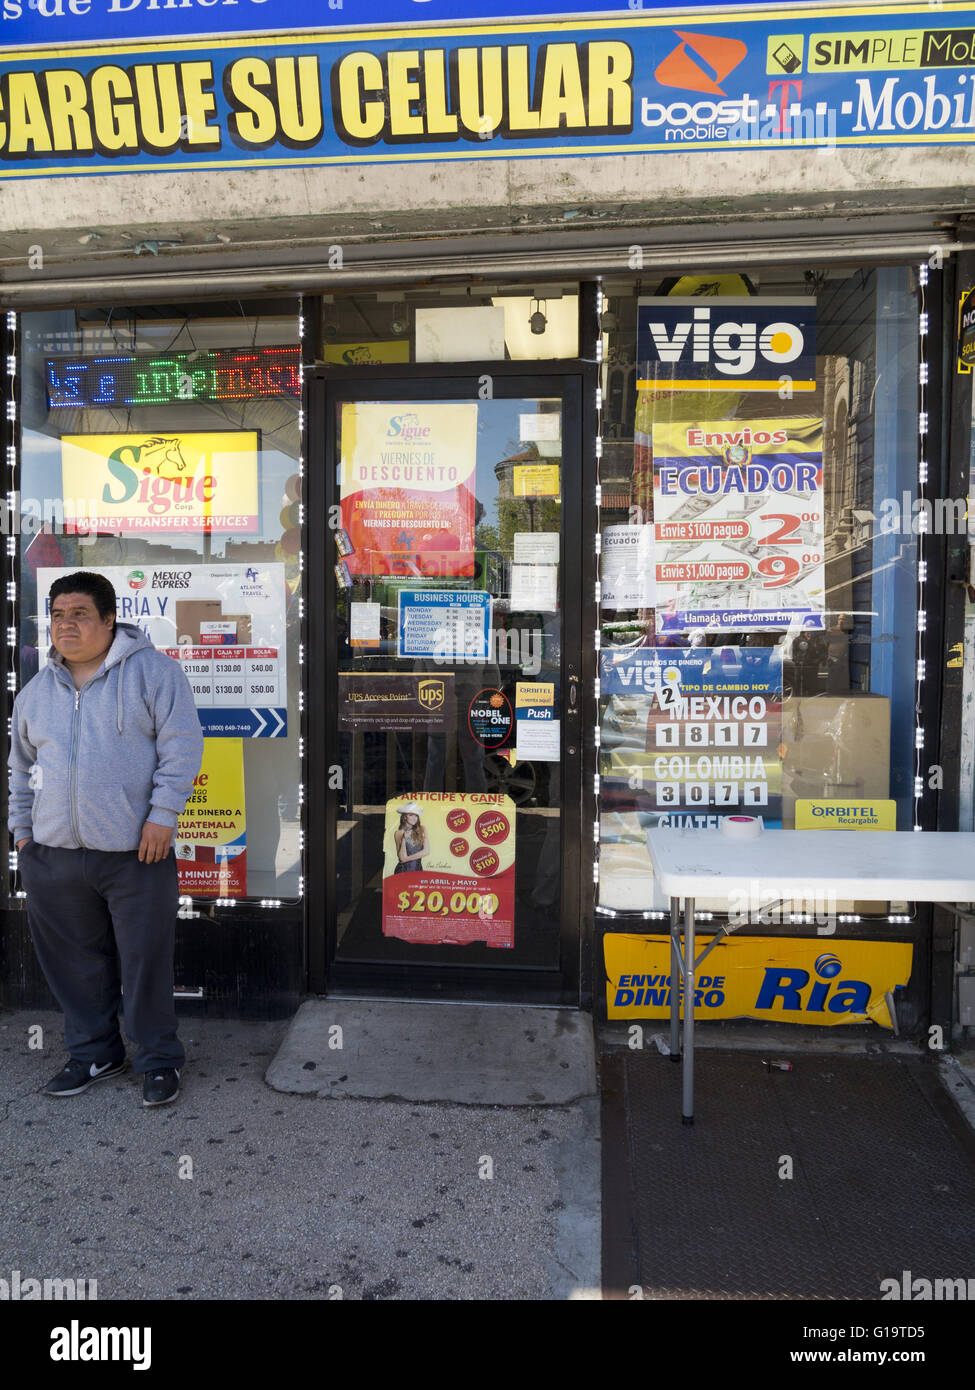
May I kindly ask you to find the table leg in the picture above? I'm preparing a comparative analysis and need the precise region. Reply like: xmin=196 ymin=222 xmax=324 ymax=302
xmin=669 ymin=897 xmax=681 ymax=1061
xmin=682 ymin=897 xmax=696 ymax=1126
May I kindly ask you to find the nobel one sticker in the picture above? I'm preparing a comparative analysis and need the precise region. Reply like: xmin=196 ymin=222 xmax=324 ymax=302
xmin=467 ymin=688 xmax=514 ymax=750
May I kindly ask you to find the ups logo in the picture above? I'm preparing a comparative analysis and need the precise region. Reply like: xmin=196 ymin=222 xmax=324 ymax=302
xmin=418 ymin=679 xmax=446 ymax=710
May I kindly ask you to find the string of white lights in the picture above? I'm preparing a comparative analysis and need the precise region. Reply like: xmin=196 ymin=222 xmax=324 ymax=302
xmin=296 ymin=292 xmax=306 ymax=902
xmin=3 ymin=312 xmax=26 ymax=901
xmin=593 ymin=284 xmax=605 ymax=908
xmin=914 ymin=263 xmax=929 ymax=834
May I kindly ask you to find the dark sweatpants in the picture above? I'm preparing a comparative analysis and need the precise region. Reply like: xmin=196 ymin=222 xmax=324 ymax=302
xmin=19 ymin=842 xmax=184 ymax=1075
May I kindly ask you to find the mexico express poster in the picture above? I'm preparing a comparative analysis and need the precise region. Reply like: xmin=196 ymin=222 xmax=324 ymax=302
xmin=37 ymin=563 xmax=288 ymax=739
xmin=339 ymin=402 xmax=479 ymax=577
xmin=381 ymin=793 xmax=516 ymax=947
xmin=600 ymin=646 xmax=783 ymax=828
xmin=652 ymin=417 xmax=825 ymax=633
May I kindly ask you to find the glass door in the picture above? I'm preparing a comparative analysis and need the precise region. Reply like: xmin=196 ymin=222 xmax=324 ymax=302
xmin=319 ymin=372 xmax=583 ymax=1002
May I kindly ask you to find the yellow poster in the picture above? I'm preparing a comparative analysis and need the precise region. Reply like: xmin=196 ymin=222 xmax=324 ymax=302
xmin=61 ymin=432 xmax=259 ymax=534
xmin=175 ymin=738 xmax=247 ymax=897
xmin=382 ymin=792 xmax=516 ymax=948
xmin=513 ymin=464 xmax=560 ymax=497
xmin=322 ymin=342 xmax=410 ymax=366
xmin=605 ymin=934 xmax=913 ymax=1028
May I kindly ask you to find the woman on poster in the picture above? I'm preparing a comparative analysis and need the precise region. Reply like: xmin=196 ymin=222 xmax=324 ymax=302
xmin=394 ymin=804 xmax=428 ymax=873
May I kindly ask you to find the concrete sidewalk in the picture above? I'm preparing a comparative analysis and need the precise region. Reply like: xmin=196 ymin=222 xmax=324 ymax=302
xmin=0 ymin=1007 xmax=600 ymax=1301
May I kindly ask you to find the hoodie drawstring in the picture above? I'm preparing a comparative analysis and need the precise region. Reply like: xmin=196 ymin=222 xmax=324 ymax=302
xmin=117 ymin=653 xmax=128 ymax=734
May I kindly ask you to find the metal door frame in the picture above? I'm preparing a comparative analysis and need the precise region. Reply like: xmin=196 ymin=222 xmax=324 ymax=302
xmin=306 ymin=360 xmax=597 ymax=1006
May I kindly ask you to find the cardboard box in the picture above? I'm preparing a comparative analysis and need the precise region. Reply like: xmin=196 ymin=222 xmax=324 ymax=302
xmin=781 ymin=695 xmax=891 ymax=824
xmin=781 ymin=694 xmax=891 ymax=913
xmin=175 ymin=601 xmax=252 ymax=644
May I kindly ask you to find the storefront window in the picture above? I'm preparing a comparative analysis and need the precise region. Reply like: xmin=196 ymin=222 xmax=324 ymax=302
xmin=320 ymin=285 xmax=579 ymax=364
xmin=596 ymin=267 xmax=920 ymax=918
xmin=16 ymin=301 xmax=302 ymax=901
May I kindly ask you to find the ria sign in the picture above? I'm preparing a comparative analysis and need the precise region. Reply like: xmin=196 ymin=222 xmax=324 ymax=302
xmin=636 ymin=297 xmax=817 ymax=392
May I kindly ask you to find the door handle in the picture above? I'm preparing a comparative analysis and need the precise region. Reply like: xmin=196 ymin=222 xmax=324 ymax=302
xmin=567 ymin=674 xmax=580 ymax=717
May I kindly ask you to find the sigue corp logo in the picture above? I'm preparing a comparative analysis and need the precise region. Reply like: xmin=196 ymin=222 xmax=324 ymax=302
xmin=654 ymin=31 xmax=748 ymax=96
xmin=386 ymin=412 xmax=432 ymax=443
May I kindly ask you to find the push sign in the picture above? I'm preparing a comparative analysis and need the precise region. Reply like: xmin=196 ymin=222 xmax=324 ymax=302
xmin=637 ymin=298 xmax=816 ymax=393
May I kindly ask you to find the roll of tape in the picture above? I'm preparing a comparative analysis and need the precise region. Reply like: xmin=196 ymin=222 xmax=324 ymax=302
xmin=719 ymin=815 xmax=764 ymax=839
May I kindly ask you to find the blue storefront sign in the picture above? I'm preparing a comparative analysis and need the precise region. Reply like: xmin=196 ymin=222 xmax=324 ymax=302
xmin=0 ymin=5 xmax=973 ymax=176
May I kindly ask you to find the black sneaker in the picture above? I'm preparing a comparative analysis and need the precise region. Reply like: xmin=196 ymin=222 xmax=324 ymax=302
xmin=44 ymin=1057 xmax=125 ymax=1097
xmin=143 ymin=1069 xmax=180 ymax=1107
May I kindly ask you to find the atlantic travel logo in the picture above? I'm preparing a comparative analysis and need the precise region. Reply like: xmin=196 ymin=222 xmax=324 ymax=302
xmin=654 ymin=31 xmax=748 ymax=96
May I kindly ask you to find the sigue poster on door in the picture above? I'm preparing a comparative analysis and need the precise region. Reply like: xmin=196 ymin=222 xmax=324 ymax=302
xmin=653 ymin=417 xmax=824 ymax=633
xmin=339 ymin=402 xmax=478 ymax=577
xmin=381 ymin=792 xmax=516 ymax=948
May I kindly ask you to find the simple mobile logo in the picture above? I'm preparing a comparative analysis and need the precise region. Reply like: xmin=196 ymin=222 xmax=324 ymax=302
xmin=637 ymin=297 xmax=816 ymax=391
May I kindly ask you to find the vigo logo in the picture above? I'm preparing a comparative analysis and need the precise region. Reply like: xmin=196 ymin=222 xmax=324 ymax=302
xmin=637 ymin=298 xmax=817 ymax=390
xmin=654 ymin=31 xmax=748 ymax=97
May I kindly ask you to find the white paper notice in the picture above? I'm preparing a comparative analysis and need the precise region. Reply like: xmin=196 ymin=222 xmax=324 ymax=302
xmin=350 ymin=601 xmax=381 ymax=646
xmin=601 ymin=524 xmax=655 ymax=609
xmin=519 ymin=412 xmax=561 ymax=442
xmin=513 ymin=532 xmax=560 ymax=564
xmin=510 ymin=564 xmax=558 ymax=612
xmin=516 ymin=718 xmax=561 ymax=761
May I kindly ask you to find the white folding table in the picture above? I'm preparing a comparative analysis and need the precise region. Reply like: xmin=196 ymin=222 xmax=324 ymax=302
xmin=645 ymin=827 xmax=975 ymax=1124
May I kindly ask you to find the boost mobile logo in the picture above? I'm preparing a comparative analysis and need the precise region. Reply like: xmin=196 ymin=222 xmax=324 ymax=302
xmin=654 ymin=31 xmax=748 ymax=96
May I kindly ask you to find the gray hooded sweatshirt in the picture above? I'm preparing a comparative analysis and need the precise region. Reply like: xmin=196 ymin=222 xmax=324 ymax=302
xmin=8 ymin=621 xmax=204 ymax=852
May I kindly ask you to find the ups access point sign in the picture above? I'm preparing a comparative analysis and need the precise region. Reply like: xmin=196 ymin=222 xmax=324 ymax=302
xmin=637 ymin=297 xmax=817 ymax=392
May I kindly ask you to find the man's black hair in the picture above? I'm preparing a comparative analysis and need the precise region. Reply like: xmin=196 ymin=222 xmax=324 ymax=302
xmin=49 ymin=572 xmax=118 ymax=628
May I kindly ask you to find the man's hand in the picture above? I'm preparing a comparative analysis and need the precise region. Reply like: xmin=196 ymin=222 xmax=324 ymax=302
xmin=16 ymin=838 xmax=30 ymax=851
xmin=138 ymin=820 xmax=173 ymax=864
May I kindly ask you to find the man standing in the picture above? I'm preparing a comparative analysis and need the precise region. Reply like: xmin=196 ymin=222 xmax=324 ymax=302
xmin=8 ymin=571 xmax=204 ymax=1108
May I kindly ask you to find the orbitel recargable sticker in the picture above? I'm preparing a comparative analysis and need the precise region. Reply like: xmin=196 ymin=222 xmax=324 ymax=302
xmin=3 ymin=7 xmax=975 ymax=178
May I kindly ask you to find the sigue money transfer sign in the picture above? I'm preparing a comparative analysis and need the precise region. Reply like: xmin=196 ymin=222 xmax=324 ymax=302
xmin=1 ymin=6 xmax=975 ymax=175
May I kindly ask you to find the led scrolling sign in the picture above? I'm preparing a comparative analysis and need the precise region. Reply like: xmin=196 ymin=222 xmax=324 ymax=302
xmin=45 ymin=344 xmax=301 ymax=409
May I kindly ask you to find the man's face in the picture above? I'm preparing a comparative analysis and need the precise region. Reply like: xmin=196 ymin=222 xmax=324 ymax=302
xmin=49 ymin=591 xmax=115 ymax=664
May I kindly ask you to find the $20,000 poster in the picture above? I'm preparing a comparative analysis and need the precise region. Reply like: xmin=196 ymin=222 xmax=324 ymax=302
xmin=381 ymin=792 xmax=515 ymax=947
